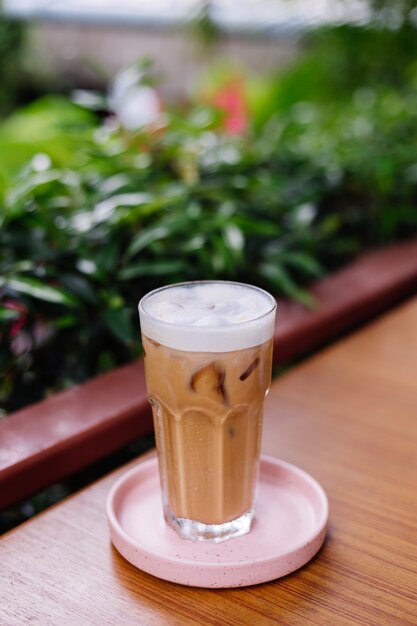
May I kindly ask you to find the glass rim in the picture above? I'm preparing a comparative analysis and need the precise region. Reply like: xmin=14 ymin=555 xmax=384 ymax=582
xmin=138 ymin=280 xmax=277 ymax=331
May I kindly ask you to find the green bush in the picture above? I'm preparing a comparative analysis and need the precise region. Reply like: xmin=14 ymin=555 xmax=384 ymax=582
xmin=0 ymin=12 xmax=26 ymax=117
xmin=1 ymin=25 xmax=417 ymax=413
xmin=0 ymin=11 xmax=54 ymax=119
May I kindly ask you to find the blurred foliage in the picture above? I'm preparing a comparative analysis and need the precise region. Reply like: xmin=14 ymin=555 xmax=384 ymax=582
xmin=370 ymin=0 xmax=417 ymax=22
xmin=0 ymin=11 xmax=26 ymax=116
xmin=251 ymin=22 xmax=417 ymax=128
xmin=1 ymin=20 xmax=417 ymax=413
xmin=189 ymin=1 xmax=221 ymax=47
xmin=0 ymin=10 xmax=53 ymax=118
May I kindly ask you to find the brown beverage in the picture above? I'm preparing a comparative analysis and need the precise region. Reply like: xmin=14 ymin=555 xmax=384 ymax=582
xmin=139 ymin=282 xmax=276 ymax=542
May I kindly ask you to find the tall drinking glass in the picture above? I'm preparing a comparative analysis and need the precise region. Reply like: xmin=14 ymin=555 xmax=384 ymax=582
xmin=139 ymin=281 xmax=276 ymax=542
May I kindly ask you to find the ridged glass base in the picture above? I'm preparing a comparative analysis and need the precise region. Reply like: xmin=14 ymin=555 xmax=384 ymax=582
xmin=164 ymin=507 xmax=254 ymax=543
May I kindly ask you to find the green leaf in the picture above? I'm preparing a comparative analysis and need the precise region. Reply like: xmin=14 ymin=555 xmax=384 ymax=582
xmin=119 ymin=259 xmax=187 ymax=280
xmin=6 ymin=170 xmax=81 ymax=209
xmin=223 ymin=225 xmax=244 ymax=252
xmin=93 ymin=192 xmax=152 ymax=223
xmin=97 ymin=350 xmax=116 ymax=373
xmin=60 ymin=274 xmax=98 ymax=305
xmin=4 ymin=277 xmax=79 ymax=307
xmin=127 ymin=226 xmax=170 ymax=258
xmin=94 ymin=240 xmax=120 ymax=273
xmin=234 ymin=216 xmax=281 ymax=236
xmin=282 ymin=251 xmax=323 ymax=277
xmin=258 ymin=263 xmax=315 ymax=308
xmin=179 ymin=234 xmax=205 ymax=253
xmin=102 ymin=308 xmax=137 ymax=346
xmin=0 ymin=307 xmax=20 ymax=322
xmin=1 ymin=260 xmax=34 ymax=274
xmin=54 ymin=315 xmax=78 ymax=329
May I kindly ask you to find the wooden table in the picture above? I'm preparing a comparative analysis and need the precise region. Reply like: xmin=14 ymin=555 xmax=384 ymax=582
xmin=2 ymin=298 xmax=417 ymax=625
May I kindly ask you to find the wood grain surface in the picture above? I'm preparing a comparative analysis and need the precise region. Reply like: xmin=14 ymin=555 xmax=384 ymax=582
xmin=2 ymin=298 xmax=417 ymax=626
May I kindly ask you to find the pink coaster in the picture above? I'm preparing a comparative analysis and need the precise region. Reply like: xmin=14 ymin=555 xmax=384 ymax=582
xmin=107 ymin=455 xmax=328 ymax=588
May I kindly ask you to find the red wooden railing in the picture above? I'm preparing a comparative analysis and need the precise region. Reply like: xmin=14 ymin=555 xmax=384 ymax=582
xmin=1 ymin=240 xmax=417 ymax=510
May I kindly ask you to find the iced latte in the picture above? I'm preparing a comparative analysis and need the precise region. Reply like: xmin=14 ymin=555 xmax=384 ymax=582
xmin=139 ymin=281 xmax=276 ymax=542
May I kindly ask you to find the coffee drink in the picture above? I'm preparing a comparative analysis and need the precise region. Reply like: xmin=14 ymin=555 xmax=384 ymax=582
xmin=139 ymin=282 xmax=276 ymax=542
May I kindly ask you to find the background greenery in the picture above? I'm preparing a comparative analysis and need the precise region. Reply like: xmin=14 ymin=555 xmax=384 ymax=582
xmin=1 ymin=12 xmax=417 ymax=414
xmin=0 ymin=9 xmax=58 ymax=119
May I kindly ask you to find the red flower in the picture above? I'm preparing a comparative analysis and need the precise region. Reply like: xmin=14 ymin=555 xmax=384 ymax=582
xmin=213 ymin=80 xmax=249 ymax=135
xmin=3 ymin=299 xmax=27 ymax=337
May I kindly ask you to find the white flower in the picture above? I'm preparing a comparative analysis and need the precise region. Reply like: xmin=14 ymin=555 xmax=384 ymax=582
xmin=109 ymin=66 xmax=161 ymax=131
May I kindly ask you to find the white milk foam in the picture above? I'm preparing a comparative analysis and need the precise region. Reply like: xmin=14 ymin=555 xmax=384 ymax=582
xmin=139 ymin=282 xmax=276 ymax=352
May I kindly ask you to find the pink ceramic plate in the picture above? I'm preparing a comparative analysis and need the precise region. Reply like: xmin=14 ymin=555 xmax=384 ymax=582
xmin=107 ymin=455 xmax=328 ymax=588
